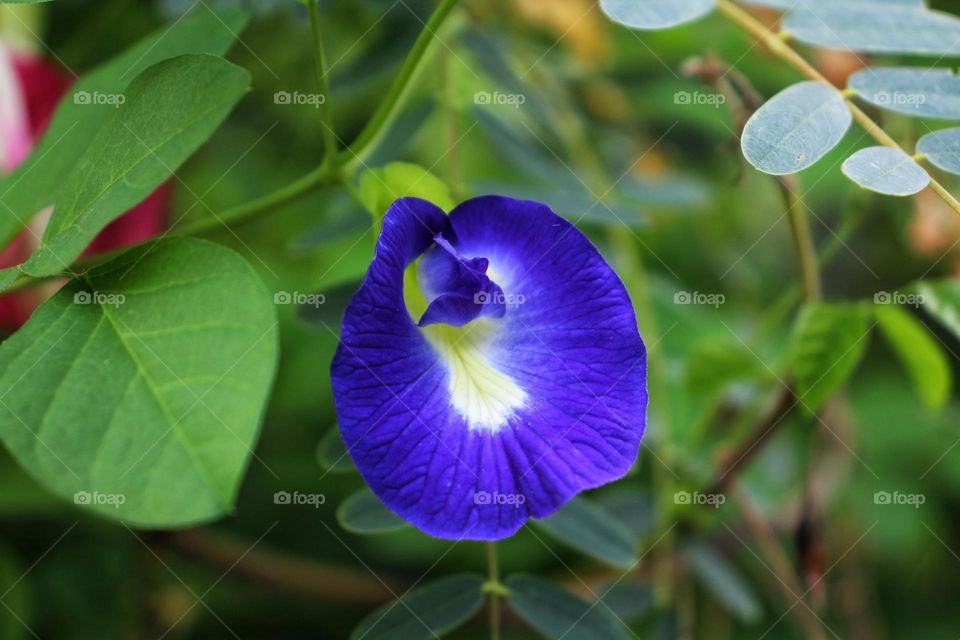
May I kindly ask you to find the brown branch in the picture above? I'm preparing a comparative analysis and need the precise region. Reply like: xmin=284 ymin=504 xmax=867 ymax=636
xmin=707 ymin=389 xmax=797 ymax=496
xmin=730 ymin=482 xmax=827 ymax=640
xmin=149 ymin=528 xmax=400 ymax=605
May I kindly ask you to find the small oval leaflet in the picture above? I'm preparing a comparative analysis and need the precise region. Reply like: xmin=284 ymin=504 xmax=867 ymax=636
xmin=506 ymin=575 xmax=627 ymax=640
xmin=317 ymin=426 xmax=356 ymax=473
xmin=350 ymin=574 xmax=485 ymax=640
xmin=742 ymin=81 xmax=852 ymax=175
xmin=849 ymin=67 xmax=960 ymax=120
xmin=600 ymin=0 xmax=714 ymax=30
xmin=917 ymin=128 xmax=960 ymax=175
xmin=337 ymin=488 xmax=409 ymax=534
xmin=533 ymin=497 xmax=638 ymax=568
xmin=685 ymin=544 xmax=763 ymax=624
xmin=841 ymin=147 xmax=929 ymax=196
xmin=784 ymin=6 xmax=960 ymax=57
xmin=745 ymin=0 xmax=921 ymax=9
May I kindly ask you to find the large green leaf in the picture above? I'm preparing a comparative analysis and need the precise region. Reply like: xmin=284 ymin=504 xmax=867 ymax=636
xmin=784 ymin=6 xmax=960 ymax=56
xmin=841 ymin=147 xmax=929 ymax=196
xmin=337 ymin=488 xmax=409 ymax=534
xmin=875 ymin=305 xmax=952 ymax=411
xmin=506 ymin=575 xmax=627 ymax=640
xmin=742 ymin=81 xmax=852 ymax=175
xmin=350 ymin=574 xmax=485 ymax=640
xmin=12 ymin=54 xmax=249 ymax=280
xmin=0 ymin=6 xmax=248 ymax=245
xmin=533 ymin=497 xmax=638 ymax=568
xmin=0 ymin=238 xmax=278 ymax=527
xmin=789 ymin=302 xmax=871 ymax=414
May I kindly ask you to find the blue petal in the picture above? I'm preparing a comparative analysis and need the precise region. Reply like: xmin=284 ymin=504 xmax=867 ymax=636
xmin=418 ymin=234 xmax=505 ymax=327
xmin=331 ymin=195 xmax=647 ymax=541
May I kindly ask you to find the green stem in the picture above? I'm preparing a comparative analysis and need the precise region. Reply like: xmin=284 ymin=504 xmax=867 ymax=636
xmin=308 ymin=0 xmax=337 ymax=167
xmin=338 ymin=0 xmax=461 ymax=170
xmin=44 ymin=164 xmax=339 ymax=283
xmin=439 ymin=49 xmax=462 ymax=199
xmin=176 ymin=165 xmax=338 ymax=237
xmin=486 ymin=542 xmax=502 ymax=640
xmin=778 ymin=177 xmax=821 ymax=302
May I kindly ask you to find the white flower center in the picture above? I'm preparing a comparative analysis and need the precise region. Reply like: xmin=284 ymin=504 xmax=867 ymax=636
xmin=422 ymin=319 xmax=526 ymax=433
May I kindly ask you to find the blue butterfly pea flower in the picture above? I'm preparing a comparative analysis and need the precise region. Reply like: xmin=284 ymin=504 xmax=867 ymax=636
xmin=331 ymin=195 xmax=647 ymax=540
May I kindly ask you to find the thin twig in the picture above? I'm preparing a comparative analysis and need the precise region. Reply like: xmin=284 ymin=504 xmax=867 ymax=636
xmin=151 ymin=528 xmax=400 ymax=605
xmin=730 ymin=482 xmax=827 ymax=640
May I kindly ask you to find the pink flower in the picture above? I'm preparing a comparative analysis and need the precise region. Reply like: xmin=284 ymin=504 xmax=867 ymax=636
xmin=0 ymin=42 xmax=170 ymax=331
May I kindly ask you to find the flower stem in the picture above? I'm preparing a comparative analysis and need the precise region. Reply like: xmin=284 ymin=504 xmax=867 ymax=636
xmin=307 ymin=0 xmax=338 ymax=168
xmin=715 ymin=0 xmax=960 ymax=217
xmin=486 ymin=542 xmax=502 ymax=640
xmin=338 ymin=0 xmax=461 ymax=170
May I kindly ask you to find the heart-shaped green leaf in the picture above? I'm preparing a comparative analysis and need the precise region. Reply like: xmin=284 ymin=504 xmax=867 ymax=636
xmin=0 ymin=238 xmax=278 ymax=527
